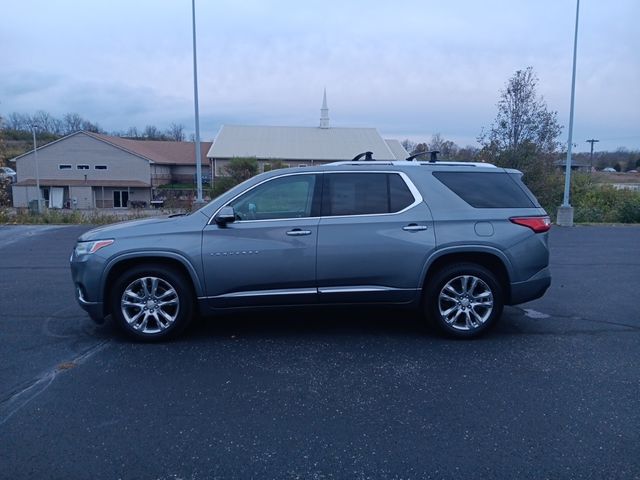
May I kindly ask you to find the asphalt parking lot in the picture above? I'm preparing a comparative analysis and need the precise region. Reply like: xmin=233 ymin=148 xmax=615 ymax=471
xmin=0 ymin=224 xmax=638 ymax=479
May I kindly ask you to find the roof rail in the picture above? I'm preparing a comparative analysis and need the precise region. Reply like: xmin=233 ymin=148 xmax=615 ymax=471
xmin=352 ymin=151 xmax=374 ymax=161
xmin=406 ymin=150 xmax=440 ymax=162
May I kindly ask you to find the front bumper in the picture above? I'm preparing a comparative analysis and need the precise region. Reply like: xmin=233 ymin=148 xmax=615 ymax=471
xmin=70 ymin=254 xmax=107 ymax=324
xmin=75 ymin=285 xmax=105 ymax=324
xmin=508 ymin=267 xmax=551 ymax=305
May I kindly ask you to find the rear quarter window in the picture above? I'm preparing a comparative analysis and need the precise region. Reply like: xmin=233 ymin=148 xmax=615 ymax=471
xmin=433 ymin=171 xmax=535 ymax=208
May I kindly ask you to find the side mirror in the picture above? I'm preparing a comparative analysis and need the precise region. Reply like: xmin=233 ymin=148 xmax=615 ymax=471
xmin=214 ymin=206 xmax=236 ymax=226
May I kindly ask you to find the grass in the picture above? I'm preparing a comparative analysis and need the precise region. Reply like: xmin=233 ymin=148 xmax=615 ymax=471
xmin=0 ymin=208 xmax=151 ymax=225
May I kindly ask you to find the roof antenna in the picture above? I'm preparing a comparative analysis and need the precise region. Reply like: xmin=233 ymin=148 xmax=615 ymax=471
xmin=405 ymin=150 xmax=440 ymax=162
xmin=352 ymin=151 xmax=374 ymax=161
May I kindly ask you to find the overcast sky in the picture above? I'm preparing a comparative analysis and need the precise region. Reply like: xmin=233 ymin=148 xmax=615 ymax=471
xmin=1 ymin=0 xmax=638 ymax=152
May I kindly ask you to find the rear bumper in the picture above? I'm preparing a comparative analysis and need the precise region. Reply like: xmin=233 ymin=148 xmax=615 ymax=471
xmin=508 ymin=267 xmax=551 ymax=305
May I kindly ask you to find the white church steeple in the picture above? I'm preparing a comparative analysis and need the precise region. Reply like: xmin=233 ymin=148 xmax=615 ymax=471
xmin=319 ymin=88 xmax=330 ymax=129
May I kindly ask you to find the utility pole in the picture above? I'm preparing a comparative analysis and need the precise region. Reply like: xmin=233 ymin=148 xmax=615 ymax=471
xmin=586 ymin=138 xmax=599 ymax=172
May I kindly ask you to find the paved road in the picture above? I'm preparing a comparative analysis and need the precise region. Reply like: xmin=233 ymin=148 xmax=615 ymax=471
xmin=0 ymin=225 xmax=638 ymax=479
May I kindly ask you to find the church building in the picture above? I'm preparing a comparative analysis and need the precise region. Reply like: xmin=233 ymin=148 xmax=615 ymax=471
xmin=207 ymin=90 xmax=408 ymax=177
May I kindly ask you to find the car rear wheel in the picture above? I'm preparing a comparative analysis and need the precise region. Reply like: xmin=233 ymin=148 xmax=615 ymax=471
xmin=110 ymin=265 xmax=193 ymax=341
xmin=425 ymin=263 xmax=503 ymax=338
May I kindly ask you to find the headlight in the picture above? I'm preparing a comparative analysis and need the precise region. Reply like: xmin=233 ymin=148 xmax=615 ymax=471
xmin=74 ymin=239 xmax=114 ymax=257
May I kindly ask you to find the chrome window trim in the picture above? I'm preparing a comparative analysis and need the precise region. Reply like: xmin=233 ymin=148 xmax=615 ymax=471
xmin=208 ymin=170 xmax=423 ymax=225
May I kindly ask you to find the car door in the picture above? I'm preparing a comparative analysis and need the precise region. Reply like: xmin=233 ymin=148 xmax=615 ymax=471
xmin=202 ymin=173 xmax=321 ymax=308
xmin=316 ymin=171 xmax=435 ymax=304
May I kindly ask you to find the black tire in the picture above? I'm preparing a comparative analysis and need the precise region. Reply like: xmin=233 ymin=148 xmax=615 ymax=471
xmin=110 ymin=264 xmax=194 ymax=341
xmin=424 ymin=263 xmax=504 ymax=339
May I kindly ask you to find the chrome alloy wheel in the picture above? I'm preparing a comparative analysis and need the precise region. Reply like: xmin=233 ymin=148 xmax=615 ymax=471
xmin=438 ymin=275 xmax=494 ymax=331
xmin=120 ymin=276 xmax=179 ymax=334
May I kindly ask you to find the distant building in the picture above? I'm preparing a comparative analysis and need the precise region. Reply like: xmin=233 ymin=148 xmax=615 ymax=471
xmin=10 ymin=131 xmax=211 ymax=209
xmin=207 ymin=90 xmax=408 ymax=176
xmin=554 ymin=159 xmax=593 ymax=172
xmin=10 ymin=91 xmax=408 ymax=209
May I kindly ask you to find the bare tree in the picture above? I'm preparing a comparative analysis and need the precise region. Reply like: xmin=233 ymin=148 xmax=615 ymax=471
xmin=63 ymin=113 xmax=84 ymax=134
xmin=401 ymin=139 xmax=417 ymax=154
xmin=32 ymin=111 xmax=58 ymax=133
xmin=124 ymin=126 xmax=140 ymax=138
xmin=166 ymin=123 xmax=185 ymax=142
xmin=429 ymin=133 xmax=459 ymax=158
xmin=5 ymin=112 xmax=29 ymax=131
xmin=143 ymin=125 xmax=162 ymax=140
xmin=412 ymin=142 xmax=428 ymax=155
xmin=81 ymin=120 xmax=102 ymax=133
xmin=453 ymin=145 xmax=480 ymax=162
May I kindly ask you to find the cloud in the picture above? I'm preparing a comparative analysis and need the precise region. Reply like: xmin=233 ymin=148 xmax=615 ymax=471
xmin=1 ymin=0 xmax=638 ymax=150
xmin=0 ymin=71 xmax=63 ymax=97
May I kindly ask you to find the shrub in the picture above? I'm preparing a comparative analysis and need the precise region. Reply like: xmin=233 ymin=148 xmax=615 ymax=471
xmin=569 ymin=173 xmax=640 ymax=223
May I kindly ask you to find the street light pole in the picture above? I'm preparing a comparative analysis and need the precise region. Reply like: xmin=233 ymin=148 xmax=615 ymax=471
xmin=31 ymin=125 xmax=42 ymax=213
xmin=557 ymin=0 xmax=580 ymax=227
xmin=191 ymin=0 xmax=204 ymax=205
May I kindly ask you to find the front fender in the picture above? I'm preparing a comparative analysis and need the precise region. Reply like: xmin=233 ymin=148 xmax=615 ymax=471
xmin=101 ymin=251 xmax=205 ymax=301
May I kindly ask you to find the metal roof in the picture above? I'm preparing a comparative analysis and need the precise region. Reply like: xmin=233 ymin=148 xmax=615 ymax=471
xmin=10 ymin=131 xmax=212 ymax=166
xmin=207 ymin=125 xmax=406 ymax=161
xmin=384 ymin=139 xmax=409 ymax=160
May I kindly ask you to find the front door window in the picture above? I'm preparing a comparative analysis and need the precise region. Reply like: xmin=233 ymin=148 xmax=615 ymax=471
xmin=228 ymin=174 xmax=318 ymax=220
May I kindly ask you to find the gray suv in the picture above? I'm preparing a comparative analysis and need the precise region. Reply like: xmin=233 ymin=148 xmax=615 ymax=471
xmin=70 ymin=160 xmax=551 ymax=340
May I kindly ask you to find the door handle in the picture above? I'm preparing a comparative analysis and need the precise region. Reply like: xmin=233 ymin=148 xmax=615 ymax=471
xmin=286 ymin=229 xmax=312 ymax=236
xmin=402 ymin=224 xmax=428 ymax=232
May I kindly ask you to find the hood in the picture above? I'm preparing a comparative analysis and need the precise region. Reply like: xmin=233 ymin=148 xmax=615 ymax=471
xmin=78 ymin=215 xmax=189 ymax=242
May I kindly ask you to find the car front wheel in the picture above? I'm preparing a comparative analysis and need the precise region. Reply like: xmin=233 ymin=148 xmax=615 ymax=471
xmin=425 ymin=263 xmax=504 ymax=338
xmin=110 ymin=265 xmax=194 ymax=341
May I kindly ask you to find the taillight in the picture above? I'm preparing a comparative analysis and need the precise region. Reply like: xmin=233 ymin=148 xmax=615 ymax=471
xmin=509 ymin=216 xmax=551 ymax=233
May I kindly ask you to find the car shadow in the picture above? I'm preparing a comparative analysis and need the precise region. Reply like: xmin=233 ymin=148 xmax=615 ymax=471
xmin=185 ymin=306 xmax=430 ymax=341
xmin=99 ymin=305 xmax=546 ymax=344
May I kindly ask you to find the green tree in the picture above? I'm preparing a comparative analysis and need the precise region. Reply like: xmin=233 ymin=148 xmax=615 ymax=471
xmin=479 ymin=67 xmax=562 ymax=156
xmin=210 ymin=157 xmax=260 ymax=198
xmin=223 ymin=157 xmax=259 ymax=184
xmin=268 ymin=160 xmax=290 ymax=170
xmin=478 ymin=67 xmax=564 ymax=213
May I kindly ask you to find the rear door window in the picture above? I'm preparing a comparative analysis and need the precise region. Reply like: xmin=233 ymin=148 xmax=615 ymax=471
xmin=321 ymin=173 xmax=415 ymax=216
